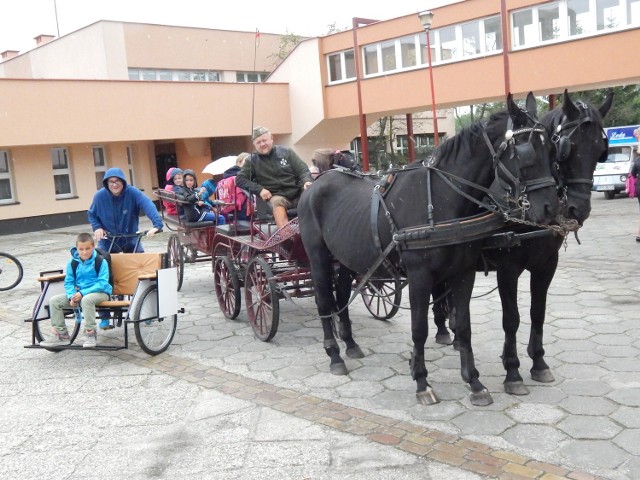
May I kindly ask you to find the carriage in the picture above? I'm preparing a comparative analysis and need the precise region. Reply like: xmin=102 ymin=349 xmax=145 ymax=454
xmin=154 ymin=189 xmax=226 ymax=291
xmin=26 ymin=233 xmax=181 ymax=355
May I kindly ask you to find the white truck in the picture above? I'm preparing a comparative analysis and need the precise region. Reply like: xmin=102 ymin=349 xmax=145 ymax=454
xmin=592 ymin=125 xmax=640 ymax=199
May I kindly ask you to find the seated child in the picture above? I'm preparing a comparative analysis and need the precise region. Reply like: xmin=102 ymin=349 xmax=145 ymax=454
xmin=163 ymin=167 xmax=183 ymax=216
xmin=39 ymin=233 xmax=112 ymax=348
xmin=176 ymin=169 xmax=225 ymax=224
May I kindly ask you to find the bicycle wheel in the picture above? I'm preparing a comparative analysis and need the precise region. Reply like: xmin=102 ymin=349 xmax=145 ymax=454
xmin=166 ymin=234 xmax=184 ymax=291
xmin=0 ymin=252 xmax=24 ymax=291
xmin=34 ymin=312 xmax=82 ymax=351
xmin=214 ymin=256 xmax=241 ymax=319
xmin=244 ymin=256 xmax=279 ymax=342
xmin=133 ymin=284 xmax=177 ymax=355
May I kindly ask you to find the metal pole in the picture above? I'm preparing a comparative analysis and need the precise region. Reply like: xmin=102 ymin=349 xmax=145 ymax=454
xmin=425 ymin=29 xmax=440 ymax=147
xmin=500 ymin=0 xmax=511 ymax=96
xmin=53 ymin=0 xmax=60 ymax=37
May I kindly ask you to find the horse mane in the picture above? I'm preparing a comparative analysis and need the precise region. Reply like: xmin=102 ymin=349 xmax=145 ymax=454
xmin=431 ymin=110 xmax=509 ymax=165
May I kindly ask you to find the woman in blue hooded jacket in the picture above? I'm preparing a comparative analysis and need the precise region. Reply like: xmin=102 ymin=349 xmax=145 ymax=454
xmin=87 ymin=167 xmax=163 ymax=253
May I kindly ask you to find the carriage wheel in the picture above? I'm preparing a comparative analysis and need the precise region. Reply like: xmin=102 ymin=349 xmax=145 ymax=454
xmin=244 ymin=257 xmax=279 ymax=342
xmin=184 ymin=246 xmax=198 ymax=263
xmin=214 ymin=256 xmax=241 ymax=319
xmin=166 ymin=234 xmax=184 ymax=291
xmin=0 ymin=252 xmax=23 ymax=291
xmin=34 ymin=313 xmax=82 ymax=351
xmin=360 ymin=278 xmax=402 ymax=320
xmin=133 ymin=284 xmax=177 ymax=355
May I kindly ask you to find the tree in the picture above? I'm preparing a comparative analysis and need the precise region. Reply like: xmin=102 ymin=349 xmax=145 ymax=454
xmin=269 ymin=31 xmax=304 ymax=68
xmin=569 ymin=86 xmax=640 ymax=127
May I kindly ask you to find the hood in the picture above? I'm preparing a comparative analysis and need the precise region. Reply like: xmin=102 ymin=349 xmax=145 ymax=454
xmin=183 ymin=169 xmax=198 ymax=188
xmin=165 ymin=167 xmax=183 ymax=183
xmin=102 ymin=168 xmax=128 ymax=189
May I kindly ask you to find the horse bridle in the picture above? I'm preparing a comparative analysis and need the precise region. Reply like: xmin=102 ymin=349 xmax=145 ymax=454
xmin=551 ymin=101 xmax=608 ymax=202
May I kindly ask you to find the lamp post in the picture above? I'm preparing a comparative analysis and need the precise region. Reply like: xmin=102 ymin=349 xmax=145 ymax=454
xmin=419 ymin=11 xmax=440 ymax=147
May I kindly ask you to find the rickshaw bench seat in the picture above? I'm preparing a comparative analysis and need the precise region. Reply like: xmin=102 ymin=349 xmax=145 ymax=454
xmin=106 ymin=253 xmax=163 ymax=296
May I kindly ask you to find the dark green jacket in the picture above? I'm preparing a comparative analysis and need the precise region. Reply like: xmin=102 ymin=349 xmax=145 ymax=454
xmin=236 ymin=146 xmax=312 ymax=200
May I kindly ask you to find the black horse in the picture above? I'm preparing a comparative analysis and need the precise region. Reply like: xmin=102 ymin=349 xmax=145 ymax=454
xmin=433 ymin=90 xmax=614 ymax=394
xmin=298 ymin=93 xmax=559 ymax=406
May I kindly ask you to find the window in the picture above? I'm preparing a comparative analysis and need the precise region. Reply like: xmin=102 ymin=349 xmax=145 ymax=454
xmin=484 ymin=17 xmax=502 ymax=51
xmin=568 ymin=0 xmax=592 ymax=36
xmin=93 ymin=146 xmax=107 ymax=190
xmin=236 ymin=72 xmax=267 ymax=83
xmin=363 ymin=44 xmax=379 ymax=75
xmin=419 ymin=31 xmax=435 ymax=65
xmin=513 ymin=9 xmax=535 ymax=46
xmin=439 ymin=26 xmax=458 ymax=61
xmin=0 ymin=150 xmax=15 ymax=203
xmin=129 ymin=69 xmax=222 ymax=82
xmin=462 ymin=21 xmax=481 ymax=57
xmin=51 ymin=147 xmax=74 ymax=198
xmin=539 ymin=2 xmax=561 ymax=41
xmin=127 ymin=145 xmax=137 ymax=186
xmin=399 ymin=35 xmax=417 ymax=68
xmin=380 ymin=40 xmax=397 ymax=72
xmin=596 ymin=0 xmax=622 ymax=30
xmin=629 ymin=0 xmax=640 ymax=23
xmin=327 ymin=50 xmax=356 ymax=83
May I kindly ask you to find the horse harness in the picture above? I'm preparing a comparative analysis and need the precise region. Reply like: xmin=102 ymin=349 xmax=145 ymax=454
xmin=355 ymin=121 xmax=555 ymax=288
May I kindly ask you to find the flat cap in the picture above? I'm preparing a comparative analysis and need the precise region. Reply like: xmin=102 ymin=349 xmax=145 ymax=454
xmin=252 ymin=126 xmax=270 ymax=141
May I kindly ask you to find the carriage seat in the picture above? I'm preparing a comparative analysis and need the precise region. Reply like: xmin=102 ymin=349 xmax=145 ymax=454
xmin=215 ymin=220 xmax=251 ymax=236
xmin=253 ymin=196 xmax=298 ymax=223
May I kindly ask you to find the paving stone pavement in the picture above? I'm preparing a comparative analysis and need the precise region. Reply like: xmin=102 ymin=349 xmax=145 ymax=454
xmin=1 ymin=193 xmax=639 ymax=480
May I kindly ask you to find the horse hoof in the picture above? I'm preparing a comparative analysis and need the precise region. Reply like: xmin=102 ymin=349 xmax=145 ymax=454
xmin=330 ymin=362 xmax=348 ymax=375
xmin=504 ymin=381 xmax=530 ymax=395
xmin=346 ymin=346 xmax=365 ymax=359
xmin=470 ymin=389 xmax=493 ymax=406
xmin=531 ymin=369 xmax=554 ymax=383
xmin=416 ymin=387 xmax=440 ymax=405
xmin=435 ymin=333 xmax=453 ymax=345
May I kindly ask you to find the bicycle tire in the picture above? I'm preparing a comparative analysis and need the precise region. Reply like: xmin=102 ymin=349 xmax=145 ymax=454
xmin=0 ymin=252 xmax=24 ymax=291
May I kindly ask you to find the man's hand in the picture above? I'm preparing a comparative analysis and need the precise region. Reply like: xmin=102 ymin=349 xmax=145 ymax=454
xmin=260 ymin=188 xmax=272 ymax=201
xmin=146 ymin=228 xmax=159 ymax=237
xmin=94 ymin=228 xmax=106 ymax=242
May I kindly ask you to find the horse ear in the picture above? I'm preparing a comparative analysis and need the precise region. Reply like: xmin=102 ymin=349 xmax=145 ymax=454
xmin=525 ymin=92 xmax=537 ymax=118
xmin=599 ymin=91 xmax=614 ymax=119
xmin=563 ymin=89 xmax=579 ymax=119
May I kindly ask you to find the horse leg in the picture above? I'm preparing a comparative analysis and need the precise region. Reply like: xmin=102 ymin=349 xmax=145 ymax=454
xmin=451 ymin=270 xmax=493 ymax=406
xmin=528 ymin=254 xmax=558 ymax=383
xmin=432 ymin=282 xmax=453 ymax=345
xmin=308 ymin=249 xmax=348 ymax=375
xmin=496 ymin=264 xmax=529 ymax=395
xmin=335 ymin=264 xmax=364 ymax=359
xmin=406 ymin=269 xmax=439 ymax=405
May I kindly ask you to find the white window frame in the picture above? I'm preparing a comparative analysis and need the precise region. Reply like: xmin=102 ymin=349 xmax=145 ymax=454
xmin=93 ymin=146 xmax=107 ymax=190
xmin=0 ymin=149 xmax=15 ymax=204
xmin=51 ymin=147 xmax=74 ymax=199
xmin=235 ymin=72 xmax=267 ymax=83
xmin=127 ymin=145 xmax=137 ymax=187
xmin=327 ymin=49 xmax=356 ymax=84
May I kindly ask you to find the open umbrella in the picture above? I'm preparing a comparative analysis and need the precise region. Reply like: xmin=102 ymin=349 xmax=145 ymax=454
xmin=202 ymin=155 xmax=237 ymax=176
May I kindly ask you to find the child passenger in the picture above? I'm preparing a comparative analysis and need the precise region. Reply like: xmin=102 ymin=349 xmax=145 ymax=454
xmin=39 ymin=233 xmax=112 ymax=348
xmin=163 ymin=167 xmax=184 ymax=216
xmin=177 ymin=169 xmax=225 ymax=225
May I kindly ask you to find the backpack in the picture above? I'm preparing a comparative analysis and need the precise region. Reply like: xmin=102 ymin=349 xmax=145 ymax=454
xmin=216 ymin=176 xmax=249 ymax=216
xmin=71 ymin=249 xmax=113 ymax=287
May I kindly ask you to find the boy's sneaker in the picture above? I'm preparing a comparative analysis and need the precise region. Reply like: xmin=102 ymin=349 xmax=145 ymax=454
xmin=99 ymin=319 xmax=113 ymax=330
xmin=39 ymin=329 xmax=71 ymax=347
xmin=83 ymin=330 xmax=97 ymax=349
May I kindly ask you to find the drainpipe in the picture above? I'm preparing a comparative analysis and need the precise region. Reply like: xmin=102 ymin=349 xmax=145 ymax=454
xmin=500 ymin=0 xmax=511 ymax=96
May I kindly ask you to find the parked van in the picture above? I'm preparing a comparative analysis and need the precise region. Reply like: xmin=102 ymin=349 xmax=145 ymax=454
xmin=592 ymin=125 xmax=640 ymax=199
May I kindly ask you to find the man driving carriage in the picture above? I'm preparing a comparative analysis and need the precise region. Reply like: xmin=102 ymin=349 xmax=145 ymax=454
xmin=235 ymin=126 xmax=313 ymax=228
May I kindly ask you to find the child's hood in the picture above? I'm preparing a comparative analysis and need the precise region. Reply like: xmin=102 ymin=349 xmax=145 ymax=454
xmin=183 ymin=169 xmax=198 ymax=187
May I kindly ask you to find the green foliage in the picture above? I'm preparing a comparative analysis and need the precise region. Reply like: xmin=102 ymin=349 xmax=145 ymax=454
xmin=269 ymin=31 xmax=303 ymax=68
xmin=567 ymin=86 xmax=640 ymax=127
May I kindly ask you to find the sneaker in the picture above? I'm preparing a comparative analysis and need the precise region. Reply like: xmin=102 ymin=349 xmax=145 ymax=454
xmin=40 ymin=329 xmax=71 ymax=347
xmin=83 ymin=330 xmax=97 ymax=349
xmin=99 ymin=319 xmax=113 ymax=330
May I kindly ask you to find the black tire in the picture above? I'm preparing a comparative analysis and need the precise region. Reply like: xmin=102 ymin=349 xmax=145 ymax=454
xmin=360 ymin=278 xmax=402 ymax=320
xmin=0 ymin=252 xmax=24 ymax=291
xmin=244 ymin=257 xmax=279 ymax=342
xmin=166 ymin=234 xmax=184 ymax=291
xmin=214 ymin=256 xmax=241 ymax=319
xmin=34 ymin=312 xmax=82 ymax=351
xmin=604 ymin=190 xmax=616 ymax=199
xmin=133 ymin=284 xmax=177 ymax=355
